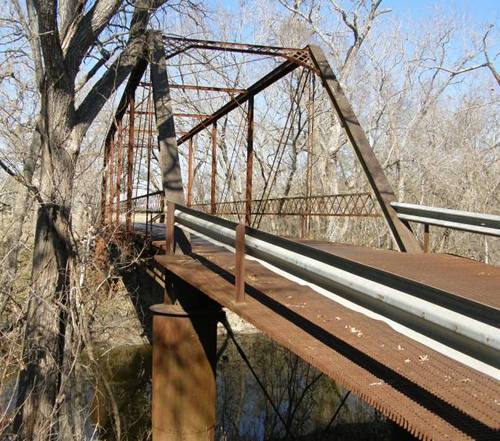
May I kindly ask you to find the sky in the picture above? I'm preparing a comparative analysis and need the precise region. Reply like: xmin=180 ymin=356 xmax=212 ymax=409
xmin=202 ymin=0 xmax=499 ymax=72
xmin=382 ymin=0 xmax=498 ymax=24
xmin=213 ymin=0 xmax=499 ymax=26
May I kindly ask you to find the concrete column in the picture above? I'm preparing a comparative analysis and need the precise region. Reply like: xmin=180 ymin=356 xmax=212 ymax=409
xmin=150 ymin=304 xmax=221 ymax=441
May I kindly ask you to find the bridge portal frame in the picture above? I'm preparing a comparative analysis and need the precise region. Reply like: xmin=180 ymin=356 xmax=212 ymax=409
xmin=101 ymin=34 xmax=422 ymax=252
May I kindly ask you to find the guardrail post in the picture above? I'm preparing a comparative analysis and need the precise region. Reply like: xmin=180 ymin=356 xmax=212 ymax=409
xmin=423 ymin=224 xmax=429 ymax=253
xmin=150 ymin=304 xmax=219 ymax=441
xmin=235 ymin=223 xmax=246 ymax=303
xmin=165 ymin=202 xmax=175 ymax=255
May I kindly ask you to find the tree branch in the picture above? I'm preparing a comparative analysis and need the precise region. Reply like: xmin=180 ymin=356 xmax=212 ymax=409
xmin=31 ymin=0 xmax=67 ymax=80
xmin=74 ymin=1 xmax=168 ymax=135
xmin=0 ymin=159 xmax=44 ymax=203
xmin=482 ymin=25 xmax=500 ymax=87
xmin=75 ymin=33 xmax=148 ymax=133
xmin=63 ymin=0 xmax=122 ymax=79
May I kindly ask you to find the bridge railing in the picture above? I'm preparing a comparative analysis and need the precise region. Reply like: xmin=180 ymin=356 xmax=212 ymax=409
xmin=162 ymin=201 xmax=499 ymax=369
xmin=391 ymin=202 xmax=500 ymax=252
xmin=191 ymin=192 xmax=378 ymax=217
xmin=112 ymin=191 xmax=381 ymax=236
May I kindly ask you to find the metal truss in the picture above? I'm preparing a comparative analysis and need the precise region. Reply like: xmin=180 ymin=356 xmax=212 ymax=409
xmin=162 ymin=36 xmax=316 ymax=72
xmin=124 ymin=192 xmax=379 ymax=219
xmin=192 ymin=193 xmax=379 ymax=217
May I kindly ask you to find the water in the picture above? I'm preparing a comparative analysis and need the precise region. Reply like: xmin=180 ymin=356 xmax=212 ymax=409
xmin=90 ymin=333 xmax=391 ymax=441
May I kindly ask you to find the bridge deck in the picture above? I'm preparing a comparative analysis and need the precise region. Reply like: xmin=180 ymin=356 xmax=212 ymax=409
xmin=134 ymin=225 xmax=500 ymax=440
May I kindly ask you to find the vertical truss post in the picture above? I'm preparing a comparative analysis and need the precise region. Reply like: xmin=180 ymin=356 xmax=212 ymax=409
xmin=245 ymin=97 xmax=254 ymax=225
xmin=126 ymin=94 xmax=135 ymax=234
xmin=101 ymin=139 xmax=110 ymax=225
xmin=150 ymin=32 xmax=185 ymax=207
xmin=106 ymin=136 xmax=115 ymax=225
xmin=211 ymin=122 xmax=217 ymax=214
xmin=187 ymin=138 xmax=194 ymax=207
xmin=308 ymin=45 xmax=422 ymax=253
xmin=114 ymin=120 xmax=123 ymax=226
xmin=101 ymin=139 xmax=111 ymax=224
xmin=304 ymin=76 xmax=314 ymax=238
xmin=146 ymin=100 xmax=152 ymax=235
xmin=103 ymin=57 xmax=148 ymax=229
xmin=235 ymin=223 xmax=246 ymax=303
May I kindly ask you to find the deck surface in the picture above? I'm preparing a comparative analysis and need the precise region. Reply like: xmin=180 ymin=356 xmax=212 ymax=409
xmin=135 ymin=224 xmax=500 ymax=440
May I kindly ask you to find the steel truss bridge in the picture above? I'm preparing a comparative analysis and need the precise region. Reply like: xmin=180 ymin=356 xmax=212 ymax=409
xmin=100 ymin=34 xmax=500 ymax=441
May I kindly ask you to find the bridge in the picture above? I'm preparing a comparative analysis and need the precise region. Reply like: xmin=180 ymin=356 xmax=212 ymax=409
xmin=100 ymin=36 xmax=500 ymax=441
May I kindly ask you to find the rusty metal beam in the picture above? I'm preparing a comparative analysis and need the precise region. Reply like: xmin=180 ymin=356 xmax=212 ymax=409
xmin=211 ymin=123 xmax=217 ymax=214
xmin=187 ymin=138 xmax=194 ymax=207
xmin=104 ymin=58 xmax=148 ymax=149
xmin=191 ymin=193 xmax=379 ymax=217
xmin=130 ymin=110 xmax=210 ymax=119
xmin=140 ymin=82 xmax=245 ymax=94
xmin=176 ymin=59 xmax=299 ymax=146
xmin=162 ymin=35 xmax=314 ymax=71
xmin=106 ymin=137 xmax=115 ymax=224
xmin=245 ymin=97 xmax=254 ymax=225
xmin=308 ymin=45 xmax=422 ymax=253
xmin=174 ymin=113 xmax=210 ymax=119
xmin=235 ymin=223 xmax=246 ymax=303
xmin=114 ymin=120 xmax=123 ymax=225
xmin=101 ymin=57 xmax=147 ymax=227
xmin=126 ymin=94 xmax=135 ymax=234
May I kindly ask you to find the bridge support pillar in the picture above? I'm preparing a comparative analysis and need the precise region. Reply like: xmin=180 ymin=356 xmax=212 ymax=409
xmin=150 ymin=303 xmax=221 ymax=441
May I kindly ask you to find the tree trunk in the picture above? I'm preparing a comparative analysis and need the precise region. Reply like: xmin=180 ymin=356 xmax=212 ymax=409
xmin=3 ymin=121 xmax=41 ymax=288
xmin=14 ymin=131 xmax=76 ymax=440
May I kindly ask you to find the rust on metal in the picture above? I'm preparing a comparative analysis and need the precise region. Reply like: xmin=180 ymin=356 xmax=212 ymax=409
xmin=150 ymin=303 xmax=218 ymax=441
xmin=154 ymin=237 xmax=500 ymax=441
xmin=162 ymin=35 xmax=317 ymax=72
xmin=300 ymin=240 xmax=500 ymax=310
xmin=126 ymin=94 xmax=135 ymax=234
xmin=423 ymin=223 xmax=430 ymax=253
xmin=308 ymin=45 xmax=421 ymax=253
xmin=187 ymin=138 xmax=194 ymax=207
xmin=210 ymin=122 xmax=217 ymax=215
xmin=192 ymin=193 xmax=379 ymax=217
xmin=128 ymin=111 xmax=210 ymax=119
xmin=126 ymin=192 xmax=380 ymax=219
xmin=105 ymin=136 xmax=115 ymax=225
xmin=139 ymin=82 xmax=246 ymax=93
xmin=102 ymin=35 xmax=500 ymax=441
xmin=234 ymin=223 xmax=246 ymax=303
xmin=165 ymin=202 xmax=175 ymax=255
xmin=245 ymin=96 xmax=254 ymax=225
xmin=176 ymin=59 xmax=299 ymax=146
xmin=114 ymin=120 xmax=123 ymax=225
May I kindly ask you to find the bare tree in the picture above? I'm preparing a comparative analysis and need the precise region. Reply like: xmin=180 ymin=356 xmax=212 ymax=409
xmin=6 ymin=1 xmax=201 ymax=439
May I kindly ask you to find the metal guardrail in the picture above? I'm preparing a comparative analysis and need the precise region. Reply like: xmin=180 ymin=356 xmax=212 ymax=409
xmin=391 ymin=202 xmax=500 ymax=237
xmin=166 ymin=202 xmax=500 ymax=369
